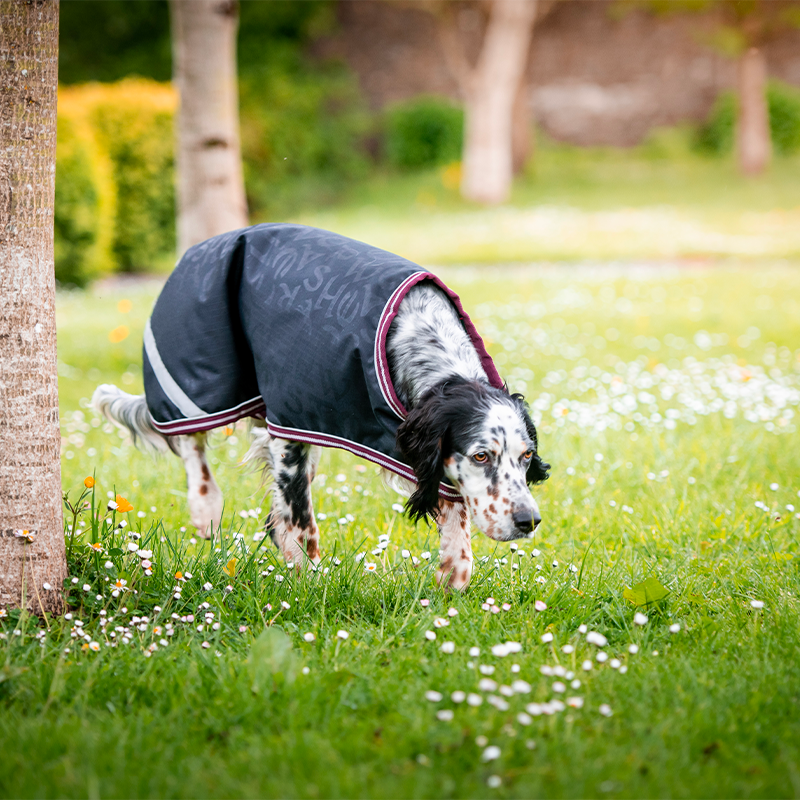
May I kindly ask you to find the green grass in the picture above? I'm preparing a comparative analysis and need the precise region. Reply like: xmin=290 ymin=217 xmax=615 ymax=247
xmin=2 ymin=264 xmax=800 ymax=798
xmin=283 ymin=136 xmax=800 ymax=264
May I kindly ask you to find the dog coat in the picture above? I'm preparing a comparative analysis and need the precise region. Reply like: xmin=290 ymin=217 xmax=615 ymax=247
xmin=143 ymin=224 xmax=503 ymax=500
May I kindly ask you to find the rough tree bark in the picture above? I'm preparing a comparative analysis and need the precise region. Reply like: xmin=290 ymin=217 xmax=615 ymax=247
xmin=0 ymin=0 xmax=66 ymax=616
xmin=736 ymin=46 xmax=771 ymax=176
xmin=170 ymin=0 xmax=248 ymax=255
xmin=439 ymin=0 xmax=540 ymax=204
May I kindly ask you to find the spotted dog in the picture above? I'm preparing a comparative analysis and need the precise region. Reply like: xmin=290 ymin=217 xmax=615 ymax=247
xmin=93 ymin=224 xmax=549 ymax=590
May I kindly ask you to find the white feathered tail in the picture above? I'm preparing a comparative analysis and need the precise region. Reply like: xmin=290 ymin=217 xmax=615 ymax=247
xmin=92 ymin=384 xmax=177 ymax=454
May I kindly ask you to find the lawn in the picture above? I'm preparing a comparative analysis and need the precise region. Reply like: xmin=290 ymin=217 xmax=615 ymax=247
xmin=1 ymin=261 xmax=800 ymax=798
xmin=291 ymin=141 xmax=800 ymax=265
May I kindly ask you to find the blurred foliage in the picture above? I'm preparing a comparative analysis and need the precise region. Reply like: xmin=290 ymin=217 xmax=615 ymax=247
xmin=767 ymin=80 xmax=800 ymax=153
xmin=55 ymin=80 xmax=176 ymax=285
xmin=696 ymin=80 xmax=800 ymax=155
xmin=54 ymin=113 xmax=116 ymax=286
xmin=238 ymin=3 xmax=373 ymax=218
xmin=57 ymin=0 xmax=374 ymax=226
xmin=58 ymin=1 xmax=332 ymax=87
xmin=240 ymin=67 xmax=373 ymax=218
xmin=58 ymin=0 xmax=171 ymax=84
xmin=383 ymin=96 xmax=464 ymax=170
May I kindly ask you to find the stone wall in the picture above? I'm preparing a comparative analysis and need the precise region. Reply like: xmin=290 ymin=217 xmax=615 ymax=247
xmin=318 ymin=0 xmax=800 ymax=147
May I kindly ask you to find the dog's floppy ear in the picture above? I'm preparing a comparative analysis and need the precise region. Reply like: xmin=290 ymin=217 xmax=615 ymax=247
xmin=396 ymin=386 xmax=451 ymax=523
xmin=511 ymin=393 xmax=550 ymax=485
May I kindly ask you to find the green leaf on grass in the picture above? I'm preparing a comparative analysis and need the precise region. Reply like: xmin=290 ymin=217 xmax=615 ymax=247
xmin=249 ymin=626 xmax=296 ymax=693
xmin=623 ymin=576 xmax=670 ymax=607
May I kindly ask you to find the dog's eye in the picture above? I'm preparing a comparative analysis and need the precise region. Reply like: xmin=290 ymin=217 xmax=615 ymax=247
xmin=471 ymin=452 xmax=489 ymax=464
xmin=522 ymin=450 xmax=533 ymax=461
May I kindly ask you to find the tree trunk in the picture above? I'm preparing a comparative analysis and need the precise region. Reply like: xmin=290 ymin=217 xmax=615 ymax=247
xmin=737 ymin=46 xmax=771 ymax=176
xmin=0 ymin=0 xmax=66 ymax=617
xmin=170 ymin=0 xmax=248 ymax=255
xmin=512 ymin=74 xmax=532 ymax=175
xmin=460 ymin=0 xmax=538 ymax=204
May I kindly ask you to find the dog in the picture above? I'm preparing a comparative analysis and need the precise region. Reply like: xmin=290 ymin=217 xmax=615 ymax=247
xmin=93 ymin=224 xmax=549 ymax=590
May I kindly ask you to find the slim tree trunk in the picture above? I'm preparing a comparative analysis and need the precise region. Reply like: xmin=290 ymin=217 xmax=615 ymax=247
xmin=460 ymin=0 xmax=538 ymax=204
xmin=170 ymin=0 xmax=248 ymax=255
xmin=512 ymin=74 xmax=532 ymax=174
xmin=0 ymin=0 xmax=66 ymax=617
xmin=737 ymin=46 xmax=771 ymax=176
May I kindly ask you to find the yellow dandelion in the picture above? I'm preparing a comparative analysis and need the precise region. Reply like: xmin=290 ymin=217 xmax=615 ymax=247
xmin=84 ymin=476 xmax=96 ymax=489
xmin=223 ymin=558 xmax=237 ymax=577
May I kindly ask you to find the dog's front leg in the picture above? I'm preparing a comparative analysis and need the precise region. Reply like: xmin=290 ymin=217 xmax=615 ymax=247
xmin=266 ymin=439 xmax=321 ymax=569
xmin=435 ymin=499 xmax=473 ymax=591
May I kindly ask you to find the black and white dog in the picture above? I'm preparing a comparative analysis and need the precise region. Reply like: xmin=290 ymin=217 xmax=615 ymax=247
xmin=93 ymin=224 xmax=549 ymax=590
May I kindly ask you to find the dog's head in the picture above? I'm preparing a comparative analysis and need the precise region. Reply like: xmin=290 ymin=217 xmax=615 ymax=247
xmin=396 ymin=378 xmax=550 ymax=540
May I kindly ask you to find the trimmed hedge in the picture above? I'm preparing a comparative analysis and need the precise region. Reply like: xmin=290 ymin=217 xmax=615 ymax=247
xmin=55 ymin=79 xmax=176 ymax=286
xmin=384 ymin=96 xmax=464 ymax=170
xmin=697 ymin=80 xmax=800 ymax=156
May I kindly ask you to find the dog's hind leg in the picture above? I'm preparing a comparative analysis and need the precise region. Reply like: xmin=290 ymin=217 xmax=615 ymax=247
xmin=175 ymin=433 xmax=223 ymax=539
xmin=265 ymin=438 xmax=322 ymax=569
xmin=93 ymin=385 xmax=222 ymax=538
xmin=435 ymin=500 xmax=473 ymax=591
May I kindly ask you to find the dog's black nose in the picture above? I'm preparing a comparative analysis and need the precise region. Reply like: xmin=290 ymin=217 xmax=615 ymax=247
xmin=512 ymin=508 xmax=535 ymax=532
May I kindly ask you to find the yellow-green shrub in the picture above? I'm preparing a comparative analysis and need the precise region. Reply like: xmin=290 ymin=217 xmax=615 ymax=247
xmin=55 ymin=79 xmax=177 ymax=285
xmin=54 ymin=106 xmax=116 ymax=285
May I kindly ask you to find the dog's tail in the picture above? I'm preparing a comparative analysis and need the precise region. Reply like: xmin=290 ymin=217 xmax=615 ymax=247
xmin=242 ymin=424 xmax=274 ymax=484
xmin=92 ymin=384 xmax=177 ymax=455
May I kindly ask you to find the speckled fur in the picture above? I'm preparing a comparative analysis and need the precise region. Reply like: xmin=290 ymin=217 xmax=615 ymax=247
xmin=386 ymin=283 xmax=486 ymax=408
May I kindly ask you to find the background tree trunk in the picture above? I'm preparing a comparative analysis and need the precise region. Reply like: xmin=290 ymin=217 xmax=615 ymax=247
xmin=737 ymin=46 xmax=771 ymax=176
xmin=460 ymin=0 xmax=538 ymax=204
xmin=0 ymin=0 xmax=66 ymax=617
xmin=511 ymin=74 xmax=532 ymax=174
xmin=170 ymin=0 xmax=248 ymax=255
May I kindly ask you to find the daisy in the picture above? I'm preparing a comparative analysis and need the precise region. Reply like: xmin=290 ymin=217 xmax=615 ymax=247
xmin=466 ymin=693 xmax=482 ymax=706
xmin=482 ymin=746 xmax=501 ymax=762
